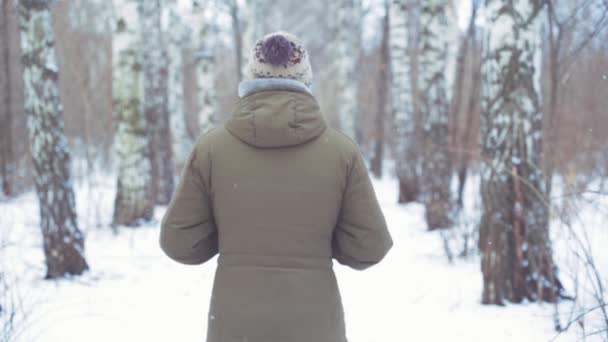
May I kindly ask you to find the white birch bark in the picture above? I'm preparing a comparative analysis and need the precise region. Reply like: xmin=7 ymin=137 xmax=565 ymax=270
xmin=191 ymin=1 xmax=217 ymax=134
xmin=330 ymin=0 xmax=362 ymax=140
xmin=112 ymin=0 xmax=154 ymax=227
xmin=18 ymin=0 xmax=88 ymax=278
xmin=166 ymin=4 xmax=192 ymax=169
xmin=418 ymin=0 xmax=452 ymax=230
xmin=480 ymin=0 xmax=560 ymax=304
xmin=68 ymin=0 xmax=112 ymax=34
xmin=389 ymin=0 xmax=419 ymax=202
xmin=138 ymin=0 xmax=174 ymax=205
xmin=444 ymin=1 xmax=460 ymax=101
xmin=240 ymin=0 xmax=266 ymax=80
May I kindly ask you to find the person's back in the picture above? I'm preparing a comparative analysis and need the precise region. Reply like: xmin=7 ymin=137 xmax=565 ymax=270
xmin=160 ymin=31 xmax=393 ymax=342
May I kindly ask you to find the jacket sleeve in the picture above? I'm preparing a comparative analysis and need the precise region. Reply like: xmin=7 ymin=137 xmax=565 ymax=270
xmin=160 ymin=142 xmax=218 ymax=265
xmin=332 ymin=149 xmax=393 ymax=270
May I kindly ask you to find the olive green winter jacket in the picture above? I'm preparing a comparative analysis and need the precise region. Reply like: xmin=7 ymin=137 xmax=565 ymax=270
xmin=160 ymin=84 xmax=393 ymax=342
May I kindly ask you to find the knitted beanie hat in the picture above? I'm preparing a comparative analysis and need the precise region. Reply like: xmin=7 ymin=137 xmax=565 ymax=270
xmin=247 ymin=31 xmax=313 ymax=87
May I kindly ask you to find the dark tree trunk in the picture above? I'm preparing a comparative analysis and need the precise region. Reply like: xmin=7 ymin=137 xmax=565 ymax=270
xmin=480 ymin=0 xmax=562 ymax=305
xmin=371 ymin=0 xmax=390 ymax=179
xmin=138 ymin=0 xmax=174 ymax=205
xmin=449 ymin=4 xmax=472 ymax=158
xmin=456 ymin=0 xmax=481 ymax=207
xmin=457 ymin=40 xmax=480 ymax=207
xmin=1 ymin=0 xmax=14 ymax=197
xmin=544 ymin=0 xmax=560 ymax=197
xmin=398 ymin=179 xmax=419 ymax=203
xmin=18 ymin=0 xmax=88 ymax=278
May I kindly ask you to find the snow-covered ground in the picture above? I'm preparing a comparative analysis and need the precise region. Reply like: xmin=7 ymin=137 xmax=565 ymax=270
xmin=0 ymin=172 xmax=603 ymax=341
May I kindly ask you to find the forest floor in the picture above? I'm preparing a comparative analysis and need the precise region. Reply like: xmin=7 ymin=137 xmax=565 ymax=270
xmin=0 ymin=169 xmax=603 ymax=342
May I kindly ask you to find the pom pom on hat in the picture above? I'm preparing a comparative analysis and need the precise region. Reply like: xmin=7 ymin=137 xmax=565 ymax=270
xmin=261 ymin=35 xmax=294 ymax=67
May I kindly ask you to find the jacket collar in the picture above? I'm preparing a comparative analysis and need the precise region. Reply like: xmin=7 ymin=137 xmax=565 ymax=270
xmin=238 ymin=78 xmax=312 ymax=98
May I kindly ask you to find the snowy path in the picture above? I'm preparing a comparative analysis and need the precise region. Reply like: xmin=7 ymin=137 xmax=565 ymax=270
xmin=0 ymin=176 xmax=580 ymax=342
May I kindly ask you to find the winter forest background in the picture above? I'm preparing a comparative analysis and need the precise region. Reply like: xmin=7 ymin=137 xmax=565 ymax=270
xmin=1 ymin=0 xmax=608 ymax=341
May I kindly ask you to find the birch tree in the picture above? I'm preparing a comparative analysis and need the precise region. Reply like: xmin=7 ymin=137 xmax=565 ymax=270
xmin=330 ymin=0 xmax=362 ymax=140
xmin=18 ymin=0 xmax=88 ymax=278
xmin=166 ymin=3 xmax=192 ymax=169
xmin=418 ymin=0 xmax=452 ymax=229
xmin=480 ymin=0 xmax=562 ymax=304
xmin=389 ymin=0 xmax=420 ymax=202
xmin=236 ymin=0 xmax=266 ymax=81
xmin=192 ymin=0 xmax=217 ymax=133
xmin=228 ymin=0 xmax=243 ymax=82
xmin=228 ymin=0 xmax=263 ymax=82
xmin=112 ymin=0 xmax=154 ymax=226
xmin=138 ymin=0 xmax=174 ymax=205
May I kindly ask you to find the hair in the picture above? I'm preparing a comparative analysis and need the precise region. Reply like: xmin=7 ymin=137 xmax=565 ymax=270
xmin=261 ymin=34 xmax=293 ymax=67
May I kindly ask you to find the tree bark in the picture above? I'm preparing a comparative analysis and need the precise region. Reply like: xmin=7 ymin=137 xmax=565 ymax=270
xmin=418 ymin=0 xmax=452 ymax=230
xmin=456 ymin=36 xmax=481 ymax=207
xmin=241 ymin=0 xmax=255 ymax=81
xmin=330 ymin=0 xmax=362 ymax=140
xmin=371 ymin=0 xmax=390 ymax=179
xmin=235 ymin=0 xmax=265 ymax=82
xmin=456 ymin=0 xmax=481 ymax=207
xmin=229 ymin=0 xmax=244 ymax=82
xmin=544 ymin=0 xmax=561 ymax=197
xmin=389 ymin=0 xmax=420 ymax=203
xmin=167 ymin=6 xmax=192 ymax=171
xmin=1 ymin=0 xmax=14 ymax=197
xmin=191 ymin=1 xmax=217 ymax=134
xmin=480 ymin=0 xmax=562 ymax=305
xmin=138 ymin=0 xmax=174 ymax=205
xmin=18 ymin=0 xmax=88 ymax=278
xmin=112 ymin=0 xmax=154 ymax=227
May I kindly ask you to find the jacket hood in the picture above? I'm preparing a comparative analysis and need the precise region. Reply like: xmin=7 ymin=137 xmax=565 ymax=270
xmin=225 ymin=89 xmax=327 ymax=148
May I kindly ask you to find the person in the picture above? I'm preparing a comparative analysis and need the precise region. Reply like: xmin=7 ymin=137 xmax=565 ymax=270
xmin=159 ymin=30 xmax=393 ymax=342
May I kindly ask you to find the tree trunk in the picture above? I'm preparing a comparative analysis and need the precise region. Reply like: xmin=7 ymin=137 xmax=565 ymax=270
xmin=389 ymin=0 xmax=420 ymax=203
xmin=449 ymin=20 xmax=469 ymax=154
xmin=544 ymin=0 xmax=560 ymax=198
xmin=480 ymin=0 xmax=562 ymax=305
xmin=236 ymin=0 xmax=265 ymax=82
xmin=1 ymin=0 xmax=14 ymax=197
xmin=456 ymin=0 xmax=481 ymax=207
xmin=112 ymin=0 xmax=154 ymax=227
xmin=418 ymin=0 xmax=452 ymax=230
xmin=167 ymin=6 xmax=192 ymax=171
xmin=456 ymin=37 xmax=481 ymax=207
xmin=229 ymin=0 xmax=244 ymax=82
xmin=330 ymin=0 xmax=362 ymax=140
xmin=240 ymin=0 xmax=254 ymax=81
xmin=138 ymin=0 xmax=174 ymax=205
xmin=192 ymin=1 xmax=217 ymax=134
xmin=18 ymin=0 xmax=88 ymax=278
xmin=371 ymin=0 xmax=390 ymax=179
